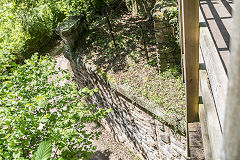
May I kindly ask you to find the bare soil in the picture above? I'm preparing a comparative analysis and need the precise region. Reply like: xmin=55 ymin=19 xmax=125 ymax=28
xmin=86 ymin=123 xmax=139 ymax=160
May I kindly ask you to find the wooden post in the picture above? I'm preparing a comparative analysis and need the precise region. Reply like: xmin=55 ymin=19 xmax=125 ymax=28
xmin=222 ymin=1 xmax=240 ymax=159
xmin=182 ymin=0 xmax=199 ymax=123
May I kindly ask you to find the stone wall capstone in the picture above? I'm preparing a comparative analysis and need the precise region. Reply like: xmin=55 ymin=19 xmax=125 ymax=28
xmin=57 ymin=15 xmax=87 ymax=59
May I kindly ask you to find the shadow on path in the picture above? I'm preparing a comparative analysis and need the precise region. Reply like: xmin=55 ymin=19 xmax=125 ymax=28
xmin=88 ymin=150 xmax=112 ymax=160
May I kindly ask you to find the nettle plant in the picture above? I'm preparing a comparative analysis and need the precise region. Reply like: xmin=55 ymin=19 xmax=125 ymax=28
xmin=0 ymin=53 xmax=111 ymax=159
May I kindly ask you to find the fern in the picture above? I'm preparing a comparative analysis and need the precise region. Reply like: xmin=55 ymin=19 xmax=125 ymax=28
xmin=33 ymin=141 xmax=52 ymax=160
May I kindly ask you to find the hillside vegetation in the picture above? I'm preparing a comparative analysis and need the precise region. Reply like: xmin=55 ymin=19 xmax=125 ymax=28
xmin=0 ymin=0 xmax=185 ymax=159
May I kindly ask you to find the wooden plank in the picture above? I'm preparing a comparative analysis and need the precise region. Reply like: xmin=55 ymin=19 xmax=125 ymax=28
xmin=222 ymin=1 xmax=240 ymax=159
xmin=188 ymin=122 xmax=205 ymax=159
xmin=199 ymin=8 xmax=205 ymax=23
xmin=199 ymin=47 xmax=205 ymax=70
xmin=178 ymin=0 xmax=184 ymax=81
xmin=199 ymin=104 xmax=212 ymax=160
xmin=178 ymin=0 xmax=183 ymax=54
xmin=182 ymin=0 xmax=199 ymax=122
xmin=199 ymin=48 xmax=211 ymax=159
xmin=199 ymin=70 xmax=222 ymax=160
xmin=199 ymin=21 xmax=228 ymax=129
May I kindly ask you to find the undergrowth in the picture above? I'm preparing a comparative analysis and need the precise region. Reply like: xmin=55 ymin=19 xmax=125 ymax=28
xmin=82 ymin=12 xmax=186 ymax=120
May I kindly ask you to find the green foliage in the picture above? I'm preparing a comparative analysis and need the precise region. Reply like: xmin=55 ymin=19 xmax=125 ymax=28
xmin=153 ymin=0 xmax=180 ymax=54
xmin=0 ymin=0 xmax=121 ymax=61
xmin=0 ymin=50 xmax=16 ymax=76
xmin=0 ymin=0 xmax=88 ymax=60
xmin=33 ymin=141 xmax=52 ymax=160
xmin=165 ymin=7 xmax=180 ymax=45
xmin=0 ymin=53 xmax=111 ymax=159
xmin=161 ymin=6 xmax=181 ymax=65
xmin=0 ymin=0 xmax=61 ymax=60
xmin=0 ymin=1 xmax=27 ymax=59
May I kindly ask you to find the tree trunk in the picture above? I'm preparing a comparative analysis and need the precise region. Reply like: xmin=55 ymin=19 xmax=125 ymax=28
xmin=105 ymin=11 xmax=117 ymax=48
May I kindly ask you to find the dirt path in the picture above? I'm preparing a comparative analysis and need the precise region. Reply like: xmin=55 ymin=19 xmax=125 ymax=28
xmin=87 ymin=123 xmax=139 ymax=160
xmin=53 ymin=53 xmax=139 ymax=160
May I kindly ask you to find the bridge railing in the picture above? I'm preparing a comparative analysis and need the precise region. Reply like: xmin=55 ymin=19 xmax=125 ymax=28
xmin=178 ymin=0 xmax=227 ymax=159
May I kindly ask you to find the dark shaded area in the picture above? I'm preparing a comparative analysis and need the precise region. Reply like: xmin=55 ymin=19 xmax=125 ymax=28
xmin=88 ymin=150 xmax=112 ymax=160
xmin=79 ymin=13 xmax=158 ymax=73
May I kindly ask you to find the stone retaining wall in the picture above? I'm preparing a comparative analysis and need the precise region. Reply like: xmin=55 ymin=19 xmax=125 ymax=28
xmin=58 ymin=14 xmax=186 ymax=160
xmin=152 ymin=0 xmax=180 ymax=71
xmin=65 ymin=57 xmax=187 ymax=160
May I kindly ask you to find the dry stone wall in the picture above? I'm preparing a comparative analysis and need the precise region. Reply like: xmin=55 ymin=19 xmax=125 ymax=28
xmin=58 ymin=14 xmax=186 ymax=160
xmin=68 ymin=58 xmax=187 ymax=160
xmin=152 ymin=0 xmax=180 ymax=71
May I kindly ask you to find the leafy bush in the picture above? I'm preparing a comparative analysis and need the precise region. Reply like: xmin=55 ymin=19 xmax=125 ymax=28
xmin=0 ymin=54 xmax=111 ymax=159
xmin=0 ymin=0 xmax=62 ymax=60
xmin=32 ymin=141 xmax=52 ymax=160
xmin=0 ymin=1 xmax=28 ymax=59
xmin=165 ymin=7 xmax=179 ymax=45
xmin=18 ymin=141 xmax=52 ymax=160
xmin=0 ymin=0 xmax=90 ymax=60
xmin=0 ymin=0 xmax=121 ymax=61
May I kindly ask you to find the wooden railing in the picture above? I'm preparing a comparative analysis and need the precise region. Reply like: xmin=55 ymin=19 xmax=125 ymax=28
xmin=179 ymin=0 xmax=240 ymax=159
xmin=178 ymin=0 xmax=229 ymax=159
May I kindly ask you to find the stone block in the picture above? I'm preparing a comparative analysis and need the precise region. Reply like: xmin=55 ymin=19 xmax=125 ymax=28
xmin=154 ymin=21 xmax=167 ymax=30
xmin=147 ymin=138 xmax=157 ymax=147
xmin=160 ymin=145 xmax=173 ymax=159
xmin=167 ymin=147 xmax=180 ymax=157
xmin=170 ymin=136 xmax=185 ymax=149
xmin=181 ymin=135 xmax=187 ymax=145
xmin=146 ymin=150 xmax=160 ymax=160
xmin=171 ymin=142 xmax=186 ymax=156
xmin=160 ymin=133 xmax=170 ymax=144
xmin=58 ymin=15 xmax=87 ymax=51
xmin=159 ymin=152 xmax=168 ymax=160
xmin=157 ymin=124 xmax=165 ymax=132
xmin=155 ymin=36 xmax=163 ymax=43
